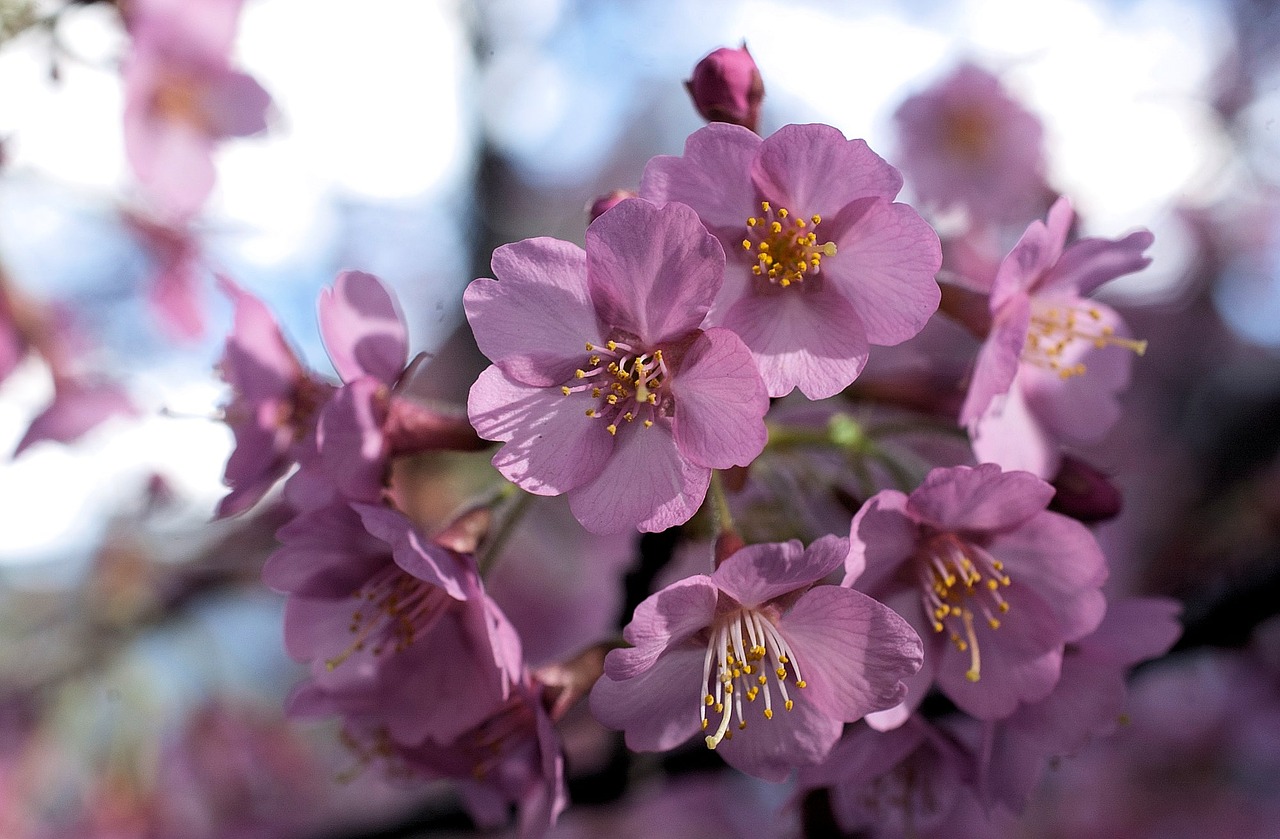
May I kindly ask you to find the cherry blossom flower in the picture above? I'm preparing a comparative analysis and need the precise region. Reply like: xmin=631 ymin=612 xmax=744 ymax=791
xmin=590 ymin=536 xmax=922 ymax=781
xmin=960 ymin=198 xmax=1153 ymax=477
xmin=465 ymin=198 xmax=768 ymax=534
xmin=641 ymin=122 xmax=941 ymax=399
xmin=13 ymin=378 xmax=136 ymax=457
xmin=846 ymin=463 xmax=1107 ymax=724
xmin=215 ymin=277 xmax=331 ymax=518
xmin=270 ymin=503 xmax=521 ymax=747
xmin=894 ymin=62 xmax=1048 ymax=226
xmin=123 ymin=0 xmax=271 ymax=221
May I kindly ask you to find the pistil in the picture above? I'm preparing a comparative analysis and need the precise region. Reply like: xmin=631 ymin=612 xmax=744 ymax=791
xmin=700 ymin=610 xmax=808 ymax=749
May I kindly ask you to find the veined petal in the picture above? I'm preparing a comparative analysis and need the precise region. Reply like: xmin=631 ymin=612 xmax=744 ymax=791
xmin=958 ymin=294 xmax=1029 ymax=426
xmin=713 ymin=687 xmax=844 ymax=782
xmin=819 ymin=198 xmax=942 ymax=347
xmin=468 ymin=366 xmax=614 ymax=496
xmin=1039 ymin=229 xmax=1154 ymax=297
xmin=669 ymin=328 xmax=768 ymax=469
xmin=568 ymin=421 xmax=710 ymax=534
xmin=465 ymin=238 xmax=598 ymax=387
xmin=720 ymin=284 xmax=870 ymax=399
xmin=586 ymin=199 xmax=725 ymax=344
xmin=906 ymin=463 xmax=1055 ymax=533
xmin=714 ymin=536 xmax=848 ymax=607
xmin=608 ymin=576 xmax=719 ymax=680
xmin=778 ymin=586 xmax=922 ymax=722
xmin=639 ymin=122 xmax=762 ymax=231
xmin=751 ymin=124 xmax=903 ymax=219
xmin=589 ymin=646 xmax=706 ymax=752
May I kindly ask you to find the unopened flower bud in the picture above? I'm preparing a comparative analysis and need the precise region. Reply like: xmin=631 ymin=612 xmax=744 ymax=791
xmin=1049 ymin=455 xmax=1123 ymax=522
xmin=685 ymin=45 xmax=764 ymax=133
xmin=587 ymin=188 xmax=635 ymax=223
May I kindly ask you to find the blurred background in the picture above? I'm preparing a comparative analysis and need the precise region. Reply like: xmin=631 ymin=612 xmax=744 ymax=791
xmin=0 ymin=0 xmax=1278 ymax=836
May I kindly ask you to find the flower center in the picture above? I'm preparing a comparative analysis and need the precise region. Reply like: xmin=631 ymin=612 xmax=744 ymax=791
xmin=741 ymin=201 xmax=837 ymax=288
xmin=1024 ymin=300 xmax=1147 ymax=380
xmin=151 ymin=72 xmax=213 ymax=132
xmin=560 ymin=339 xmax=668 ymax=436
xmin=916 ymin=533 xmax=1011 ymax=682
xmin=941 ymin=106 xmax=993 ymax=163
xmin=700 ymin=609 xmax=808 ymax=750
xmin=325 ymin=564 xmax=451 ymax=670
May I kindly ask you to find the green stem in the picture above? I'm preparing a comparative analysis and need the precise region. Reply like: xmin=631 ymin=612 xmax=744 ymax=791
xmin=708 ymin=470 xmax=735 ymax=536
xmin=477 ymin=488 xmax=532 ymax=577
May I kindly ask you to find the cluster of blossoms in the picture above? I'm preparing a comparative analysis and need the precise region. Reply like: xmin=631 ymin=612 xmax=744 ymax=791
xmin=199 ymin=41 xmax=1182 ymax=839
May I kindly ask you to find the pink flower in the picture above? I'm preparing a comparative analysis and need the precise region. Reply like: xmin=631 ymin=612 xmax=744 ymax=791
xmin=14 ymin=378 xmax=136 ymax=457
xmin=641 ymin=123 xmax=941 ymax=399
xmin=590 ymin=536 xmax=922 ymax=781
xmin=272 ymin=502 xmax=522 ymax=747
xmin=846 ymin=464 xmax=1108 ymax=723
xmin=685 ymin=45 xmax=765 ymax=133
xmin=123 ymin=210 xmax=206 ymax=341
xmin=123 ymin=0 xmax=271 ymax=221
xmin=894 ymin=62 xmax=1048 ymax=225
xmin=215 ymin=277 xmax=331 ymax=518
xmin=960 ymin=198 xmax=1153 ymax=477
xmin=465 ymin=198 xmax=768 ymax=534
xmin=392 ymin=680 xmax=567 ymax=839
xmin=983 ymin=597 xmax=1182 ymax=813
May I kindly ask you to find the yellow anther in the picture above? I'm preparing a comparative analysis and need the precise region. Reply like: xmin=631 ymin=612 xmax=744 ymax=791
xmin=757 ymin=674 xmax=767 ymax=685
xmin=606 ymin=340 xmax=617 ymax=351
xmin=747 ymin=217 xmax=758 ymax=226
xmin=761 ymin=201 xmax=771 ymax=212
xmin=643 ymin=419 xmax=653 ymax=428
xmin=776 ymin=667 xmax=787 ymax=679
xmin=784 ymin=699 xmax=794 ymax=711
xmin=606 ymin=394 xmax=618 ymax=404
xmin=742 ymin=239 xmax=752 ymax=250
xmin=763 ymin=708 xmax=773 ymax=720
xmin=606 ymin=424 xmax=617 ymax=435
xmin=705 ymin=694 xmax=714 ymax=706
xmin=561 ymin=386 xmax=570 ymax=396
xmin=702 ymin=719 xmax=709 ymax=730
xmin=771 ymin=221 xmax=783 ymax=233
xmin=811 ymin=214 xmax=821 ymax=224
xmin=585 ymin=409 xmax=596 ymax=417
xmin=738 ymin=721 xmax=747 ymax=730
xmin=988 ymin=618 xmax=1001 ymax=630
xmin=575 ymin=369 xmax=586 ymax=379
xmin=777 ymin=208 xmax=788 ymax=218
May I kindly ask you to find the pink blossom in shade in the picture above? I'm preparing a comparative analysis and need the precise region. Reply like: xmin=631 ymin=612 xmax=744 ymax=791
xmin=215 ymin=277 xmax=332 ymax=519
xmin=122 ymin=3 xmax=270 ymax=222
xmin=465 ymin=198 xmax=769 ymax=535
xmin=392 ymin=680 xmax=567 ymax=839
xmin=799 ymin=715 xmax=979 ymax=838
xmin=587 ymin=188 xmax=636 ymax=223
xmin=960 ymin=197 xmax=1154 ymax=478
xmin=982 ymin=596 xmax=1182 ymax=814
xmin=640 ymin=123 xmax=942 ymax=399
xmin=272 ymin=503 xmax=521 ymax=747
xmin=13 ymin=378 xmax=136 ymax=457
xmin=589 ymin=536 xmax=923 ymax=781
xmin=893 ymin=62 xmax=1048 ymax=226
xmin=845 ymin=463 xmax=1108 ymax=725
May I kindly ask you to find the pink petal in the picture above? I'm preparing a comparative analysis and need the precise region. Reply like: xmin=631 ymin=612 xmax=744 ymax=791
xmin=1077 ymin=597 xmax=1181 ymax=666
xmin=866 ymin=589 xmax=938 ymax=731
xmin=932 ymin=581 xmax=1065 ymax=719
xmin=607 ymin=576 xmax=719 ymax=680
xmin=779 ymin=585 xmax=923 ymax=722
xmin=713 ymin=536 xmax=848 ymax=608
xmin=668 ymin=328 xmax=767 ymax=469
xmin=15 ymin=380 xmax=136 ymax=456
xmin=317 ymin=270 xmax=408 ymax=386
xmin=986 ymin=511 xmax=1108 ymax=642
xmin=1039 ymin=229 xmax=1154 ymax=297
xmin=716 ymin=686 xmax=845 ymax=781
xmin=720 ymin=284 xmax=870 ymax=399
xmin=990 ymin=213 xmax=1063 ymax=310
xmin=585 ymin=199 xmax=724 ymax=344
xmin=568 ymin=420 xmax=711 ymax=534
xmin=958 ymin=294 xmax=1029 ymax=426
xmin=468 ymin=365 xmax=614 ymax=496
xmin=845 ymin=490 xmax=917 ymax=592
xmin=589 ymin=646 xmax=705 ymax=752
xmin=906 ymin=463 xmax=1055 ymax=533
xmin=819 ymin=199 xmax=942 ymax=346
xmin=639 ymin=122 xmax=762 ymax=231
xmin=148 ymin=247 xmax=205 ymax=340
xmin=314 ymin=378 xmax=388 ymax=502
xmin=751 ymin=124 xmax=903 ymax=219
xmin=465 ymin=237 xmax=597 ymax=387
xmin=969 ymin=378 xmax=1060 ymax=478
xmin=354 ymin=504 xmax=469 ymax=600
xmin=126 ymin=113 xmax=216 ymax=222
xmin=263 ymin=504 xmax=388 ymax=597
xmin=200 ymin=69 xmax=271 ymax=138
xmin=217 ymin=275 xmax=302 ymax=399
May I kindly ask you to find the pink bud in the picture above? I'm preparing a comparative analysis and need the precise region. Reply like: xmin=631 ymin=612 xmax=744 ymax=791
xmin=685 ymin=45 xmax=764 ymax=132
xmin=587 ymin=188 xmax=636 ymax=223
xmin=1049 ymin=455 xmax=1123 ymax=522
